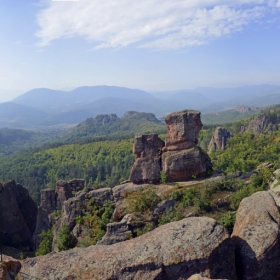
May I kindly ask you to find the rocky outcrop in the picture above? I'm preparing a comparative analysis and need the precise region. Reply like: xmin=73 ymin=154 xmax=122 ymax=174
xmin=164 ymin=110 xmax=202 ymax=151
xmin=51 ymin=187 xmax=114 ymax=250
xmin=33 ymin=189 xmax=57 ymax=248
xmin=34 ymin=180 xmax=74 ymax=248
xmin=236 ymin=105 xmax=258 ymax=113
xmin=231 ymin=191 xmax=280 ymax=280
xmin=162 ymin=110 xmax=212 ymax=181
xmin=112 ymin=182 xmax=149 ymax=203
xmin=78 ymin=114 xmax=118 ymax=127
xmin=97 ymin=217 xmax=133 ymax=245
xmin=129 ymin=110 xmax=212 ymax=183
xmin=246 ymin=113 xmax=280 ymax=134
xmin=0 ymin=182 xmax=34 ymax=249
xmin=162 ymin=146 xmax=212 ymax=181
xmin=5 ymin=180 xmax=38 ymax=235
xmin=208 ymin=127 xmax=231 ymax=151
xmin=0 ymin=261 xmax=21 ymax=280
xmin=130 ymin=134 xmax=164 ymax=184
xmin=55 ymin=180 xmax=73 ymax=210
xmin=21 ymin=217 xmax=236 ymax=280
xmin=68 ymin=179 xmax=85 ymax=192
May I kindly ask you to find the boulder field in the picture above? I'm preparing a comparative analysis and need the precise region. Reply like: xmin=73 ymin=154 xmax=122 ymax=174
xmin=18 ymin=186 xmax=280 ymax=280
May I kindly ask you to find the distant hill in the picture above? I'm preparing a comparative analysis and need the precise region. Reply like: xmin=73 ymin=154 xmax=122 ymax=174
xmin=2 ymin=84 xmax=279 ymax=129
xmin=0 ymin=102 xmax=49 ymax=128
xmin=60 ymin=111 xmax=166 ymax=143
xmin=0 ymin=127 xmax=54 ymax=157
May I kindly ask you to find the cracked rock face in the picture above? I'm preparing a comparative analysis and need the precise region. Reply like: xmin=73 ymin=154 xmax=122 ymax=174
xmin=130 ymin=134 xmax=164 ymax=184
xmin=232 ymin=191 xmax=280 ymax=280
xmin=21 ymin=217 xmax=236 ymax=280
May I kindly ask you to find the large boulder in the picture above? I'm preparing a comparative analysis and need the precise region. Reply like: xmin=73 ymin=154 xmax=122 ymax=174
xmin=162 ymin=146 xmax=212 ymax=181
xmin=130 ymin=134 xmax=164 ymax=184
xmin=231 ymin=191 xmax=280 ymax=280
xmin=21 ymin=217 xmax=236 ymax=280
xmin=208 ymin=127 xmax=231 ymax=151
xmin=164 ymin=110 xmax=202 ymax=152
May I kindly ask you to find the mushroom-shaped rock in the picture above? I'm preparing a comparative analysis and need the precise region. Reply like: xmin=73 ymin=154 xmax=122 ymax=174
xmin=130 ymin=134 xmax=164 ymax=184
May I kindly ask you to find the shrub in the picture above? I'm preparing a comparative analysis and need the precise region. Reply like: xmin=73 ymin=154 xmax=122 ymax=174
xmin=36 ymin=229 xmax=53 ymax=256
xmin=219 ymin=212 xmax=236 ymax=234
xmin=124 ymin=188 xmax=160 ymax=213
xmin=160 ymin=170 xmax=168 ymax=183
xmin=56 ymin=225 xmax=73 ymax=251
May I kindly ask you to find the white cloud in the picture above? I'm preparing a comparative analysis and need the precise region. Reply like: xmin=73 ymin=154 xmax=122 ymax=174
xmin=35 ymin=0 xmax=279 ymax=50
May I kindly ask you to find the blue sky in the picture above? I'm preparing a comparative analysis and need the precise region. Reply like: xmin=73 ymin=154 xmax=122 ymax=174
xmin=0 ymin=0 xmax=280 ymax=101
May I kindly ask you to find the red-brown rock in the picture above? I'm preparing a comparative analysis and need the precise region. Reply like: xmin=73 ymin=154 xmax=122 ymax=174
xmin=164 ymin=110 xmax=202 ymax=152
xmin=130 ymin=134 xmax=164 ymax=184
xmin=231 ymin=191 xmax=280 ymax=280
xmin=21 ymin=217 xmax=236 ymax=280
xmin=162 ymin=146 xmax=212 ymax=181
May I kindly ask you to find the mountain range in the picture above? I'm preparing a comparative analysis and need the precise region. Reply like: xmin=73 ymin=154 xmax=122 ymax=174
xmin=0 ymin=84 xmax=279 ymax=129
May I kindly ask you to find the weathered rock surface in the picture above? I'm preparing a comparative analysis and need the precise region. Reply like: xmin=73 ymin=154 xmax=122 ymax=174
xmin=0 ymin=183 xmax=33 ymax=249
xmin=21 ymin=217 xmax=236 ymax=280
xmin=162 ymin=146 xmax=212 ymax=181
xmin=68 ymin=179 xmax=85 ymax=192
xmin=55 ymin=180 xmax=73 ymax=210
xmin=97 ymin=218 xmax=132 ymax=245
xmin=208 ymin=127 xmax=231 ymax=151
xmin=0 ymin=261 xmax=21 ymax=280
xmin=231 ymin=191 xmax=280 ymax=280
xmin=112 ymin=182 xmax=149 ymax=202
xmin=153 ymin=199 xmax=176 ymax=216
xmin=246 ymin=113 xmax=280 ymax=134
xmin=188 ymin=275 xmax=228 ymax=280
xmin=6 ymin=180 xmax=38 ymax=235
xmin=130 ymin=134 xmax=164 ymax=184
xmin=51 ymin=187 xmax=114 ymax=250
xmin=33 ymin=189 xmax=57 ymax=248
xmin=164 ymin=110 xmax=202 ymax=151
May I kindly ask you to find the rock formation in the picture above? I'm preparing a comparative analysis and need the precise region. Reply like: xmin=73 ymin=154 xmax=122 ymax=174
xmin=236 ymin=105 xmax=258 ymax=113
xmin=208 ymin=127 xmax=231 ymax=151
xmin=130 ymin=110 xmax=212 ymax=183
xmin=33 ymin=180 xmax=74 ymax=248
xmin=5 ymin=180 xmax=38 ymax=235
xmin=162 ymin=110 xmax=212 ymax=181
xmin=0 ymin=260 xmax=21 ymax=280
xmin=78 ymin=114 xmax=118 ymax=127
xmin=246 ymin=113 xmax=280 ymax=134
xmin=231 ymin=191 xmax=280 ymax=280
xmin=21 ymin=217 xmax=237 ymax=280
xmin=164 ymin=110 xmax=202 ymax=151
xmin=0 ymin=182 xmax=35 ymax=249
xmin=130 ymin=134 xmax=164 ymax=183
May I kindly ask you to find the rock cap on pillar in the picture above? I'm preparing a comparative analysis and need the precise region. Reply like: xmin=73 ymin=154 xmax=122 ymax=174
xmin=163 ymin=110 xmax=202 ymax=152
